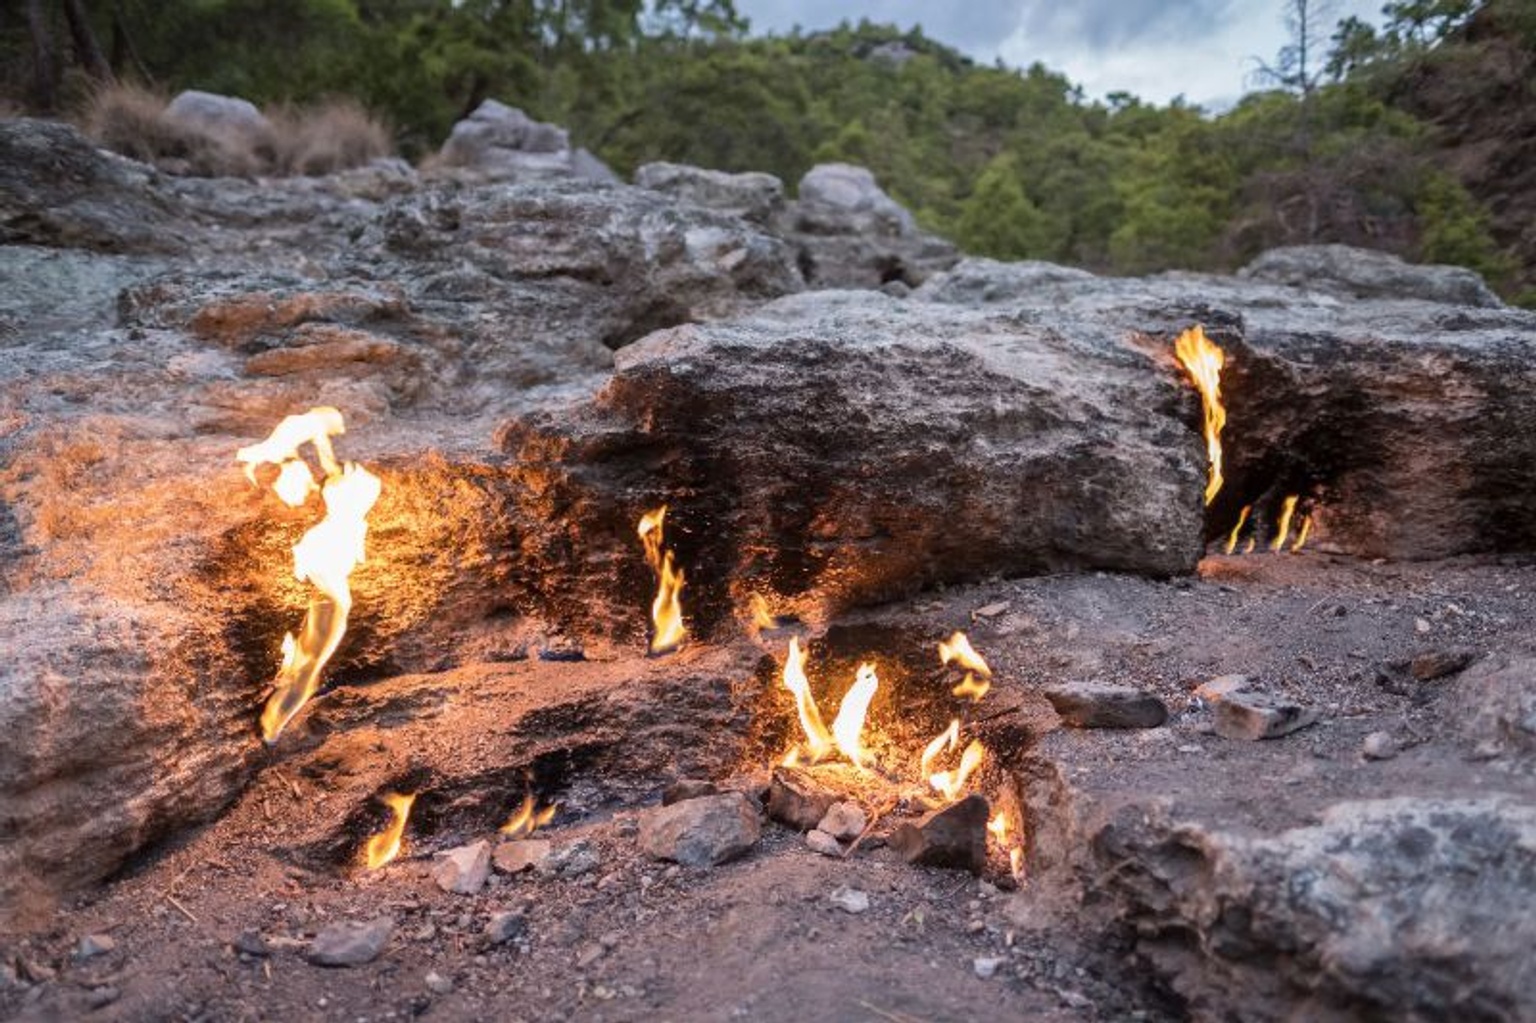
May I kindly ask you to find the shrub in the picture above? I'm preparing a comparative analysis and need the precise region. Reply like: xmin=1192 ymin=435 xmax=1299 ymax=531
xmin=269 ymin=98 xmax=392 ymax=176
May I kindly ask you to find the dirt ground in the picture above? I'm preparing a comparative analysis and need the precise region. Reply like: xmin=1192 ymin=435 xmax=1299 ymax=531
xmin=3 ymin=548 xmax=1533 ymax=1022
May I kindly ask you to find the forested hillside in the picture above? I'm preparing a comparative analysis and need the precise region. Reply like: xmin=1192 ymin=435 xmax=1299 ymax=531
xmin=4 ymin=0 xmax=1532 ymax=301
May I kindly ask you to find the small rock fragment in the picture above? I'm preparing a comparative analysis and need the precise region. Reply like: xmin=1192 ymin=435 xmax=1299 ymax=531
xmin=1213 ymin=692 xmax=1319 ymax=740
xmin=1194 ymin=674 xmax=1250 ymax=703
xmin=85 ymin=986 xmax=121 ymax=1009
xmin=889 ymin=793 xmax=989 ymax=874
xmin=662 ymin=779 xmax=719 ymax=805
xmin=307 ymin=917 xmax=395 ymax=967
xmin=233 ymin=930 xmax=269 ymax=957
xmin=829 ymin=887 xmax=869 ymax=914
xmin=805 ymin=829 xmax=843 ymax=857
xmin=538 ymin=840 xmax=602 ymax=878
xmin=75 ymin=933 xmax=115 ymax=960
xmin=639 ymin=792 xmax=761 ymax=867
xmin=483 ymin=910 xmax=527 ymax=945
xmin=973 ymin=957 xmax=1004 ymax=979
xmin=1044 ymin=682 xmax=1168 ymax=729
xmin=974 ymin=601 xmax=1011 ymax=618
xmin=1361 ymin=731 xmax=1400 ymax=760
xmin=425 ymin=970 xmax=454 ymax=995
xmin=817 ymin=801 xmax=867 ymax=842
xmin=1414 ymin=617 xmax=1431 ymax=634
xmin=493 ymin=838 xmax=552 ymax=875
xmin=1410 ymin=648 xmax=1475 ymax=681
xmin=766 ymin=766 xmax=838 ymax=831
xmin=433 ymin=840 xmax=492 ymax=895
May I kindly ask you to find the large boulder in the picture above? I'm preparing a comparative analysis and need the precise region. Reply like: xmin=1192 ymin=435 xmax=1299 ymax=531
xmin=161 ymin=90 xmax=272 ymax=147
xmin=435 ymin=100 xmax=616 ymax=184
xmin=634 ymin=161 xmax=785 ymax=225
xmin=1239 ymin=243 xmax=1503 ymax=308
xmin=495 ymin=289 xmax=1206 ymax=640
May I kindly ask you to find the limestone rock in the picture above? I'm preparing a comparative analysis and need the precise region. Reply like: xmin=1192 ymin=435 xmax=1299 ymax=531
xmin=1044 ymin=682 xmax=1168 ymax=729
xmin=638 ymin=792 xmax=760 ymax=867
xmin=484 ymin=910 xmax=527 ymax=945
xmin=817 ymin=801 xmax=867 ymax=842
xmin=433 ymin=840 xmax=491 ymax=894
xmin=635 ymin=162 xmax=784 ymax=225
xmin=829 ymin=886 xmax=869 ymax=914
xmin=889 ymin=794 xmax=989 ymax=874
xmin=805 ymin=829 xmax=843 ymax=857
xmin=307 ymin=917 xmax=394 ymax=967
xmin=1194 ymin=674 xmax=1251 ymax=703
xmin=492 ymin=839 xmax=552 ymax=875
xmin=1450 ymin=654 xmax=1536 ymax=758
xmin=1213 ymin=692 xmax=1319 ymax=740
xmin=436 ymin=100 xmax=615 ymax=185
xmin=765 ymin=767 xmax=840 ymax=832
xmin=1239 ymin=244 xmax=1502 ymax=308
xmin=162 ymin=90 xmax=272 ymax=146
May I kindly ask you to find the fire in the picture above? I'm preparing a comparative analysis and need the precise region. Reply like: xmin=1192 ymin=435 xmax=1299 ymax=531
xmin=1173 ymin=325 xmax=1227 ymax=505
xmin=920 ymin=719 xmax=960 ymax=778
xmin=750 ymin=593 xmax=778 ymax=631
xmin=989 ymin=812 xmax=1024 ymax=878
xmin=1270 ymin=494 xmax=1299 ymax=551
xmin=1292 ymin=513 xmax=1312 ymax=552
xmin=987 ymin=810 xmax=1009 ymax=844
xmin=1224 ymin=505 xmax=1251 ymax=555
xmin=364 ymin=791 xmax=415 ymax=869
xmin=637 ymin=506 xmax=687 ymax=655
xmin=939 ymin=631 xmax=992 ymax=701
xmin=238 ymin=409 xmax=382 ymax=743
xmin=929 ymin=739 xmax=985 ymax=802
xmin=782 ymin=637 xmax=833 ymax=763
xmin=830 ymin=663 xmax=879 ymax=769
xmin=500 ymin=791 xmax=557 ymax=838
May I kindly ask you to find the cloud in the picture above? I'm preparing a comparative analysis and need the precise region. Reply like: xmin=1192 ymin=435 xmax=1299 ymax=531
xmin=734 ymin=0 xmax=1026 ymax=52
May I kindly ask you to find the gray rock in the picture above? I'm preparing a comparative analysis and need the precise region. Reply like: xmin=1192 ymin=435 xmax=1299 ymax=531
xmin=662 ymin=778 xmax=720 ymax=805
xmin=1450 ymin=654 xmax=1536 ymax=758
xmin=765 ymin=767 xmax=840 ymax=832
xmin=973 ymin=956 xmax=1004 ymax=979
xmin=75 ymin=933 xmax=115 ymax=960
xmin=1410 ymin=648 xmax=1476 ymax=681
xmin=1213 ymin=692 xmax=1319 ymax=740
xmin=796 ymin=163 xmax=914 ymax=233
xmin=1240 ymin=244 xmax=1502 ymax=308
xmin=1360 ymin=731 xmax=1399 ymax=760
xmin=436 ymin=100 xmax=601 ymax=185
xmin=538 ymin=840 xmax=602 ymax=878
xmin=483 ymin=910 xmax=527 ymax=945
xmin=433 ymin=840 xmax=492 ymax=895
xmin=1044 ymin=682 xmax=1169 ymax=729
xmin=889 ymin=793 xmax=989 ymax=874
xmin=912 ymin=257 xmax=1096 ymax=305
xmin=1194 ymin=674 xmax=1251 ymax=703
xmin=307 ymin=917 xmax=395 ymax=967
xmin=493 ymin=839 xmax=552 ymax=875
xmin=635 ymin=161 xmax=785 ymax=225
xmin=638 ymin=792 xmax=760 ymax=867
xmin=162 ymin=90 xmax=272 ymax=144
xmin=817 ymin=801 xmax=867 ymax=842
xmin=829 ymin=886 xmax=869 ymax=914
xmin=424 ymin=970 xmax=453 ymax=994
xmin=233 ymin=930 xmax=269 ymax=956
xmin=805 ymin=829 xmax=843 ymax=857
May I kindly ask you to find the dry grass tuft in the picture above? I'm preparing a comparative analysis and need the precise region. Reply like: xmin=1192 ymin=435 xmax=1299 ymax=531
xmin=79 ymin=82 xmax=392 ymax=178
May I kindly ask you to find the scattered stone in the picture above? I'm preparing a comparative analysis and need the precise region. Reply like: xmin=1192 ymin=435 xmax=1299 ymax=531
xmin=576 ymin=943 xmax=606 ymax=968
xmin=829 ymin=887 xmax=870 ymax=914
xmin=1213 ymin=692 xmax=1319 ymax=741
xmin=1415 ymin=618 xmax=1432 ymax=634
xmin=973 ymin=601 xmax=1011 ymax=618
xmin=662 ymin=779 xmax=719 ymax=806
xmin=483 ymin=910 xmax=527 ymax=945
xmin=766 ymin=767 xmax=839 ymax=831
xmin=233 ymin=930 xmax=268 ymax=957
xmin=1411 ymin=649 xmax=1476 ymax=681
xmin=85 ymin=986 xmax=120 ymax=1009
xmin=433 ymin=840 xmax=492 ymax=895
xmin=1044 ymin=683 xmax=1169 ymax=729
xmin=973 ymin=957 xmax=1004 ymax=979
xmin=817 ymin=801 xmax=867 ymax=842
xmin=889 ymin=794 xmax=989 ymax=874
xmin=805 ymin=829 xmax=843 ymax=857
xmin=639 ymin=792 xmax=761 ymax=867
xmin=493 ymin=839 xmax=552 ymax=875
xmin=75 ymin=933 xmax=115 ymax=960
xmin=1194 ymin=674 xmax=1251 ymax=703
xmin=307 ymin=917 xmax=395 ymax=967
xmin=539 ymin=840 xmax=602 ymax=878
xmin=425 ymin=970 xmax=453 ymax=995
xmin=1362 ymin=731 xmax=1400 ymax=761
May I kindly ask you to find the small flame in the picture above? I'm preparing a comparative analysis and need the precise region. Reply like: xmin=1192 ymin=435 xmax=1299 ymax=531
xmin=940 ymin=631 xmax=992 ymax=701
xmin=921 ymin=719 xmax=960 ymax=779
xmin=638 ymin=506 xmax=687 ymax=655
xmin=1270 ymin=494 xmax=1299 ymax=552
xmin=830 ymin=663 xmax=879 ymax=769
xmin=1173 ymin=325 xmax=1227 ymax=505
xmin=240 ymin=409 xmax=382 ymax=743
xmin=500 ymin=791 xmax=557 ymax=838
xmin=782 ymin=637 xmax=833 ymax=763
xmin=1243 ymin=536 xmax=1256 ymax=554
xmin=1224 ymin=505 xmax=1251 ymax=555
xmin=750 ymin=593 xmax=778 ymax=631
xmin=929 ymin=740 xmax=985 ymax=802
xmin=1291 ymin=514 xmax=1313 ymax=552
xmin=364 ymin=791 xmax=415 ymax=869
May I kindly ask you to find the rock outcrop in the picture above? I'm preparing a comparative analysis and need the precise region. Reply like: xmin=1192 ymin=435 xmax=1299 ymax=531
xmin=1240 ymin=243 xmax=1504 ymax=308
xmin=634 ymin=161 xmax=785 ymax=225
xmin=435 ymin=100 xmax=617 ymax=184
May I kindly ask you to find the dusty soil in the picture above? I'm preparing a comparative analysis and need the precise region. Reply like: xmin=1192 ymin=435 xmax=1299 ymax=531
xmin=3 ymin=548 xmax=1533 ymax=1022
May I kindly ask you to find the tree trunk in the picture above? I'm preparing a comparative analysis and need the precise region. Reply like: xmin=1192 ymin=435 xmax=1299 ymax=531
xmin=62 ymin=0 xmax=114 ymax=83
xmin=26 ymin=0 xmax=58 ymax=112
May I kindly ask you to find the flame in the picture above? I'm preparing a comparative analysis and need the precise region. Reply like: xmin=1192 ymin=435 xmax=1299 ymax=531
xmin=1291 ymin=514 xmax=1312 ymax=552
xmin=750 ymin=593 xmax=778 ymax=631
xmin=637 ymin=506 xmax=687 ymax=655
xmin=1173 ymin=325 xmax=1227 ymax=505
xmin=500 ymin=791 xmax=557 ymax=838
xmin=987 ymin=810 xmax=1010 ymax=844
xmin=830 ymin=663 xmax=879 ymax=769
xmin=921 ymin=719 xmax=960 ymax=779
xmin=1270 ymin=494 xmax=1299 ymax=551
xmin=1243 ymin=536 xmax=1256 ymax=554
xmin=939 ymin=631 xmax=992 ymax=701
xmin=364 ymin=791 xmax=415 ymax=869
xmin=239 ymin=409 xmax=382 ymax=743
xmin=782 ymin=637 xmax=833 ymax=763
xmin=1224 ymin=505 xmax=1251 ymax=555
xmin=929 ymin=740 xmax=985 ymax=802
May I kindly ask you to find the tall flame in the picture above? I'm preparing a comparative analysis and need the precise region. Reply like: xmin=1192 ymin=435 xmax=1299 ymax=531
xmin=921 ymin=719 xmax=960 ymax=779
xmin=929 ymin=740 xmax=985 ymax=802
xmin=1291 ymin=513 xmax=1313 ymax=552
xmin=364 ymin=791 xmax=415 ymax=869
xmin=989 ymin=811 xmax=1024 ymax=879
xmin=1173 ymin=325 xmax=1227 ymax=505
xmin=501 ymin=791 xmax=558 ymax=838
xmin=782 ymin=637 xmax=833 ymax=763
xmin=1224 ymin=504 xmax=1251 ymax=555
xmin=939 ymin=631 xmax=992 ymax=701
xmin=239 ymin=409 xmax=382 ymax=743
xmin=637 ymin=506 xmax=687 ymax=655
xmin=831 ymin=663 xmax=879 ymax=769
xmin=1270 ymin=494 xmax=1299 ymax=552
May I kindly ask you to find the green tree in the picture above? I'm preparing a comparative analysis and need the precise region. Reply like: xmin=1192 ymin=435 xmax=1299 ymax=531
xmin=954 ymin=153 xmax=1053 ymax=260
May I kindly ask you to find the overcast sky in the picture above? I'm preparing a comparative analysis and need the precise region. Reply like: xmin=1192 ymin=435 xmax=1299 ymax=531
xmin=733 ymin=0 xmax=1385 ymax=109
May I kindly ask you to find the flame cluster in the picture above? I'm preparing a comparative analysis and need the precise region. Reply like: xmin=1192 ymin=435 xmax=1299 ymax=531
xmin=1224 ymin=494 xmax=1313 ymax=555
xmin=638 ymin=506 xmax=687 ymax=655
xmin=1173 ymin=325 xmax=1227 ymax=506
xmin=238 ymin=408 xmax=382 ymax=743
xmin=501 ymin=791 xmax=558 ymax=839
xmin=364 ymin=791 xmax=415 ymax=869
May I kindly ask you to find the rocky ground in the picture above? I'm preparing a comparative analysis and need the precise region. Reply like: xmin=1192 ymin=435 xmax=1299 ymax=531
xmin=4 ymin=106 xmax=1536 ymax=1022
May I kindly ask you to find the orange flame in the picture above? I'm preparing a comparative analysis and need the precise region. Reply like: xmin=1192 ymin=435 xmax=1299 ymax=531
xmin=782 ymin=637 xmax=833 ymax=763
xmin=921 ymin=719 xmax=960 ymax=779
xmin=987 ymin=810 xmax=1010 ymax=844
xmin=750 ymin=593 xmax=778 ymax=631
xmin=939 ymin=631 xmax=992 ymax=701
xmin=1270 ymin=494 xmax=1299 ymax=552
xmin=638 ymin=506 xmax=687 ymax=655
xmin=831 ymin=663 xmax=879 ymax=769
xmin=929 ymin=739 xmax=985 ymax=802
xmin=1291 ymin=513 xmax=1312 ymax=552
xmin=364 ymin=791 xmax=415 ymax=869
xmin=500 ymin=791 xmax=557 ymax=838
xmin=1173 ymin=326 xmax=1227 ymax=505
xmin=1224 ymin=504 xmax=1251 ymax=555
xmin=239 ymin=409 xmax=382 ymax=743
xmin=989 ymin=812 xmax=1024 ymax=878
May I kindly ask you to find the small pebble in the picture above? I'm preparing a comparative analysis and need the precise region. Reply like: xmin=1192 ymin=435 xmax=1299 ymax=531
xmin=425 ymin=971 xmax=453 ymax=995
xmin=829 ymin=887 xmax=870 ymax=914
xmin=974 ymin=956 xmax=1004 ymax=979
xmin=806 ymin=829 xmax=843 ymax=858
xmin=1361 ymin=731 xmax=1399 ymax=760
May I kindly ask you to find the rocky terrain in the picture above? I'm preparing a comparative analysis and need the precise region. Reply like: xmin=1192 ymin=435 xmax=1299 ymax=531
xmin=3 ymin=104 xmax=1536 ymax=1022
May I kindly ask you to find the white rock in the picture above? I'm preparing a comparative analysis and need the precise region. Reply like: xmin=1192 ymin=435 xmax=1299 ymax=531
xmin=817 ymin=801 xmax=867 ymax=842
xmin=829 ymin=887 xmax=869 ymax=914
xmin=805 ymin=829 xmax=843 ymax=857
xmin=433 ymin=840 xmax=491 ymax=895
xmin=973 ymin=956 xmax=1004 ymax=979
